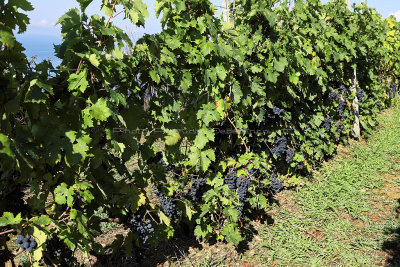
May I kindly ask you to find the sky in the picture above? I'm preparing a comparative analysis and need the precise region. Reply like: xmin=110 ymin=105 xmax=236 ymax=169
xmin=14 ymin=0 xmax=400 ymax=63
xmin=19 ymin=0 xmax=400 ymax=37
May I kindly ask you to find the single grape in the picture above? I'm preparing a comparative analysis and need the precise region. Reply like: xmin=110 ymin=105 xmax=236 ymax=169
xmin=22 ymin=241 xmax=29 ymax=250
xmin=16 ymin=235 xmax=24 ymax=244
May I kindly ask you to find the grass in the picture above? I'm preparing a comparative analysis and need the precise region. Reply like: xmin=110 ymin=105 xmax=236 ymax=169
xmin=167 ymin=103 xmax=400 ymax=267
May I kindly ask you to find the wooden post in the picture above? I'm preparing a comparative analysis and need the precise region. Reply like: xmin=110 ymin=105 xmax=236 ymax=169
xmin=345 ymin=0 xmax=351 ymax=10
xmin=352 ymin=68 xmax=361 ymax=138
xmin=345 ymin=0 xmax=360 ymax=138
xmin=233 ymin=0 xmax=236 ymax=27
xmin=222 ymin=0 xmax=230 ymax=23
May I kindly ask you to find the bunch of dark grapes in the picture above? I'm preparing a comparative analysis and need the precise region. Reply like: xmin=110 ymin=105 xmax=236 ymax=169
xmin=285 ymin=148 xmax=295 ymax=164
xmin=356 ymin=89 xmax=364 ymax=103
xmin=236 ymin=177 xmax=252 ymax=217
xmin=147 ymin=152 xmax=175 ymax=171
xmin=323 ymin=116 xmax=332 ymax=132
xmin=43 ymin=236 xmax=73 ymax=266
xmin=388 ymin=84 xmax=396 ymax=99
xmin=272 ymin=105 xmax=284 ymax=116
xmin=130 ymin=214 xmax=154 ymax=245
xmin=268 ymin=173 xmax=284 ymax=194
xmin=223 ymin=170 xmax=253 ymax=217
xmin=271 ymin=136 xmax=288 ymax=160
xmin=223 ymin=170 xmax=237 ymax=191
xmin=261 ymin=105 xmax=284 ymax=122
xmin=328 ymin=92 xmax=338 ymax=101
xmin=236 ymin=177 xmax=251 ymax=203
xmin=336 ymin=100 xmax=346 ymax=118
xmin=340 ymin=85 xmax=348 ymax=100
xmin=187 ymin=178 xmax=207 ymax=202
xmin=16 ymin=235 xmax=36 ymax=252
xmin=154 ymin=187 xmax=182 ymax=220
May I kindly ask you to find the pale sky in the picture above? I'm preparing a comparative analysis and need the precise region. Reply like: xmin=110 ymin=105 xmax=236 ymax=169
xmin=19 ymin=0 xmax=400 ymax=38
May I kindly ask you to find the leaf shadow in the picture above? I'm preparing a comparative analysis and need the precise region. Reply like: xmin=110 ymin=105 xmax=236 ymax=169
xmin=382 ymin=199 xmax=400 ymax=266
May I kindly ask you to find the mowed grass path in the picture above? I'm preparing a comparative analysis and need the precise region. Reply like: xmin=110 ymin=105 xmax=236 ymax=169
xmin=166 ymin=104 xmax=400 ymax=267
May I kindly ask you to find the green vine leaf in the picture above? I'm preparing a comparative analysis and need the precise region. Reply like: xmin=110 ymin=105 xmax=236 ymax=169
xmin=0 ymin=212 xmax=22 ymax=226
xmin=68 ymin=69 xmax=88 ymax=93
xmin=89 ymin=98 xmax=112 ymax=121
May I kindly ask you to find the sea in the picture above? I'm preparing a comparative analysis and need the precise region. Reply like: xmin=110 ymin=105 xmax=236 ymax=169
xmin=16 ymin=34 xmax=62 ymax=67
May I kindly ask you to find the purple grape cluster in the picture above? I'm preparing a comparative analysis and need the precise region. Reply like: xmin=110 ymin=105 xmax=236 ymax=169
xmin=130 ymin=214 xmax=154 ymax=244
xmin=223 ymin=170 xmax=252 ymax=217
xmin=262 ymin=105 xmax=284 ymax=120
xmin=388 ymin=84 xmax=396 ymax=99
xmin=147 ymin=152 xmax=175 ymax=171
xmin=223 ymin=170 xmax=237 ymax=191
xmin=187 ymin=178 xmax=207 ymax=201
xmin=328 ymin=92 xmax=338 ymax=101
xmin=154 ymin=187 xmax=182 ymax=220
xmin=340 ymin=85 xmax=348 ymax=100
xmin=268 ymin=173 xmax=284 ymax=194
xmin=356 ymin=89 xmax=364 ymax=103
xmin=271 ymin=136 xmax=296 ymax=164
xmin=336 ymin=100 xmax=346 ymax=118
xmin=286 ymin=148 xmax=295 ymax=163
xmin=236 ymin=177 xmax=252 ymax=217
xmin=323 ymin=116 xmax=332 ymax=132
xmin=16 ymin=235 xmax=36 ymax=252
xmin=271 ymin=136 xmax=288 ymax=160
xmin=272 ymin=105 xmax=284 ymax=116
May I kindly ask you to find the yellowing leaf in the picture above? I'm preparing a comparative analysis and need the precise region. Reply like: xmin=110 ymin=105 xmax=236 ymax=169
xmin=88 ymin=54 xmax=100 ymax=67
xmin=165 ymin=129 xmax=181 ymax=146
xmin=32 ymin=225 xmax=47 ymax=261
xmin=138 ymin=192 xmax=146 ymax=207
xmin=159 ymin=211 xmax=171 ymax=226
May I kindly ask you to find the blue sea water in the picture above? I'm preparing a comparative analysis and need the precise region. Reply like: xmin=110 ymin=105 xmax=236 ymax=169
xmin=15 ymin=34 xmax=62 ymax=66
